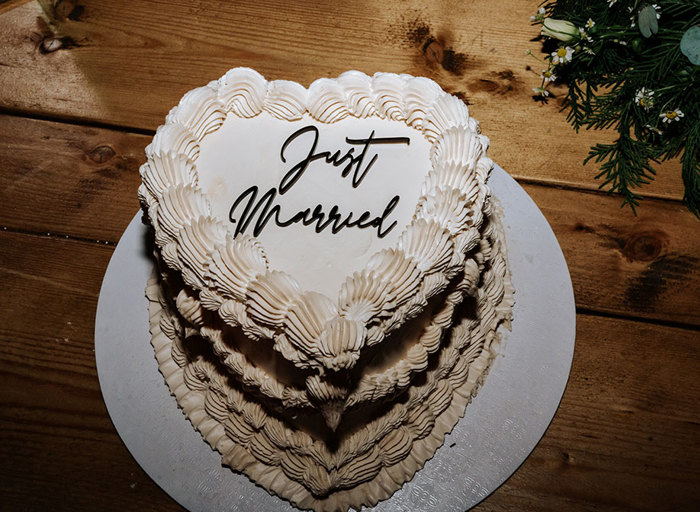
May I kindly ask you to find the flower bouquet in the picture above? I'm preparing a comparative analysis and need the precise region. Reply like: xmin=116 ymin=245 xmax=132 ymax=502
xmin=529 ymin=1 xmax=699 ymax=215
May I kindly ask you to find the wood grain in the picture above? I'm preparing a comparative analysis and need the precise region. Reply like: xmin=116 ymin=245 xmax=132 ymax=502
xmin=0 ymin=0 xmax=685 ymax=201
xmin=485 ymin=313 xmax=700 ymax=512
xmin=0 ymin=0 xmax=33 ymax=15
xmin=2 ymin=114 xmax=697 ymax=326
xmin=0 ymin=231 xmax=183 ymax=511
xmin=0 ymin=114 xmax=147 ymax=241
xmin=1 ymin=231 xmax=697 ymax=511
xmin=529 ymin=187 xmax=700 ymax=327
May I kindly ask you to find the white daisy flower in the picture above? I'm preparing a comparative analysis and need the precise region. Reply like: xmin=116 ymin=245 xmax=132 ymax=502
xmin=583 ymin=46 xmax=596 ymax=55
xmin=578 ymin=27 xmax=594 ymax=43
xmin=586 ymin=19 xmax=595 ymax=29
xmin=551 ymin=46 xmax=574 ymax=64
xmin=660 ymin=109 xmax=684 ymax=123
xmin=634 ymin=88 xmax=654 ymax=110
xmin=540 ymin=69 xmax=557 ymax=83
xmin=652 ymin=4 xmax=661 ymax=18
xmin=533 ymin=86 xmax=550 ymax=97
xmin=645 ymin=124 xmax=663 ymax=135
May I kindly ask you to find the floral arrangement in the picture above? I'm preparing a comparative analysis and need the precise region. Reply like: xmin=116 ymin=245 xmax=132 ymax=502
xmin=529 ymin=1 xmax=699 ymax=215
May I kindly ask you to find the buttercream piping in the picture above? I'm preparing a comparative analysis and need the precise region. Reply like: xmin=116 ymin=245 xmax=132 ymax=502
xmin=307 ymin=78 xmax=350 ymax=124
xmin=146 ymin=123 xmax=200 ymax=162
xmin=141 ymin=67 xmax=497 ymax=379
xmin=264 ymin=80 xmax=308 ymax=121
xmin=336 ymin=71 xmax=378 ymax=118
xmin=142 ymin=70 xmax=514 ymax=510
xmin=165 ymin=86 xmax=226 ymax=140
xmin=217 ymin=67 xmax=267 ymax=118
xmin=403 ymin=77 xmax=444 ymax=129
xmin=146 ymin=206 xmax=513 ymax=508
xmin=371 ymin=73 xmax=406 ymax=121
xmin=205 ymin=233 xmax=269 ymax=301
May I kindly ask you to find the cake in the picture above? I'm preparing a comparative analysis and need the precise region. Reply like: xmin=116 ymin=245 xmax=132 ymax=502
xmin=138 ymin=67 xmax=514 ymax=511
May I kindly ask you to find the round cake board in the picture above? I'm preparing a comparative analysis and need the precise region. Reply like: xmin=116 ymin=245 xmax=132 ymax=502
xmin=95 ymin=165 xmax=576 ymax=512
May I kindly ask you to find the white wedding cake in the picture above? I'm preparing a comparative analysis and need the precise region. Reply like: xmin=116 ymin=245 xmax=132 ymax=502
xmin=138 ymin=67 xmax=514 ymax=511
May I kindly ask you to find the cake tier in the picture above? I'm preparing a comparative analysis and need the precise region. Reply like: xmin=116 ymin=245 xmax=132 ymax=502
xmin=138 ymin=69 xmax=494 ymax=427
xmin=151 ymin=198 xmax=506 ymax=424
xmin=147 ymin=201 xmax=513 ymax=512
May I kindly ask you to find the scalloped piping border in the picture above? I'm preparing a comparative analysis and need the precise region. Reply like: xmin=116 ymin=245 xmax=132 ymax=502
xmin=146 ymin=206 xmax=514 ymax=512
xmin=155 ymin=204 xmax=497 ymax=413
xmin=138 ymin=68 xmax=492 ymax=375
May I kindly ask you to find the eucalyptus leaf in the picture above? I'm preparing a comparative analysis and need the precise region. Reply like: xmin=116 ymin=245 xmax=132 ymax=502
xmin=638 ymin=5 xmax=659 ymax=38
xmin=680 ymin=26 xmax=700 ymax=65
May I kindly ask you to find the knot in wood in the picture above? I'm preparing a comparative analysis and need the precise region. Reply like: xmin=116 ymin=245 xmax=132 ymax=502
xmin=423 ymin=38 xmax=444 ymax=67
xmin=88 ymin=145 xmax=116 ymax=164
xmin=622 ymin=230 xmax=667 ymax=262
xmin=40 ymin=37 xmax=64 ymax=54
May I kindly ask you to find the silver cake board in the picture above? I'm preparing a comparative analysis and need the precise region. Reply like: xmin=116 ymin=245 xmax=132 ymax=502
xmin=95 ymin=165 xmax=576 ymax=511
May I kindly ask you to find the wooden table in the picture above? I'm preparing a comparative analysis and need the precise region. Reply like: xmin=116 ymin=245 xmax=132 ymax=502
xmin=1 ymin=1 xmax=698 ymax=510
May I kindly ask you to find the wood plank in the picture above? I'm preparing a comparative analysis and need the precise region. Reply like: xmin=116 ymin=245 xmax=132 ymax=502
xmin=0 ymin=0 xmax=33 ymax=15
xmin=477 ymin=314 xmax=700 ymax=512
xmin=1 ymin=231 xmax=698 ymax=511
xmin=0 ymin=231 xmax=182 ymax=511
xmin=0 ymin=114 xmax=147 ymax=241
xmin=1 ymin=114 xmax=698 ymax=326
xmin=529 ymin=186 xmax=700 ymax=327
xmin=0 ymin=0 xmax=685 ymax=200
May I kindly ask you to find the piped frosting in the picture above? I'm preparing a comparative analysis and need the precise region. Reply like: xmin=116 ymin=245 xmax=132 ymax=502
xmin=140 ymin=67 xmax=513 ymax=512
xmin=140 ymin=68 xmax=493 ymax=383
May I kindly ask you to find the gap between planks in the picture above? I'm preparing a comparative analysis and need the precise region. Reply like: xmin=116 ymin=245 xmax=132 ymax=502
xmin=0 ymin=106 xmax=156 ymax=137
xmin=0 ymin=225 xmax=116 ymax=246
xmin=576 ymin=307 xmax=700 ymax=333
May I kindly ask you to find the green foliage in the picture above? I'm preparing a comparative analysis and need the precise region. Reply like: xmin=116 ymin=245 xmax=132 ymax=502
xmin=638 ymin=6 xmax=660 ymax=38
xmin=680 ymin=25 xmax=700 ymax=65
xmin=531 ymin=0 xmax=700 ymax=215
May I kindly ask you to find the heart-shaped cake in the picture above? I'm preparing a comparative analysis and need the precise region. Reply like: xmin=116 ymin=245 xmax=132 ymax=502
xmin=139 ymin=68 xmax=514 ymax=511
